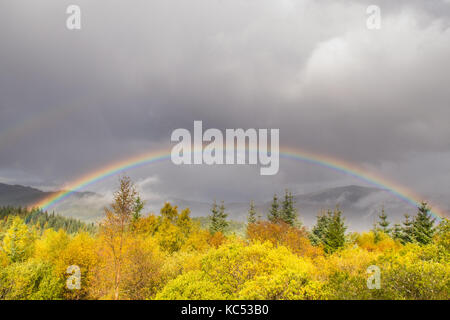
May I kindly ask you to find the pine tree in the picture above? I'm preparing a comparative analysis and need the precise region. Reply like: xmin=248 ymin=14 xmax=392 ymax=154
xmin=210 ymin=200 xmax=228 ymax=234
xmin=372 ymin=222 xmax=381 ymax=243
xmin=322 ymin=208 xmax=347 ymax=254
xmin=247 ymin=200 xmax=257 ymax=224
xmin=132 ymin=196 xmax=145 ymax=222
xmin=310 ymin=208 xmax=347 ymax=253
xmin=310 ymin=211 xmax=329 ymax=246
xmin=218 ymin=201 xmax=229 ymax=231
xmin=268 ymin=194 xmax=280 ymax=223
xmin=280 ymin=189 xmax=297 ymax=226
xmin=392 ymin=223 xmax=402 ymax=241
xmin=412 ymin=202 xmax=436 ymax=245
xmin=209 ymin=200 xmax=219 ymax=233
xmin=377 ymin=207 xmax=391 ymax=235
xmin=401 ymin=214 xmax=415 ymax=244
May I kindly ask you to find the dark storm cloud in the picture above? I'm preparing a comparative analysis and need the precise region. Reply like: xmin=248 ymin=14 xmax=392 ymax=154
xmin=0 ymin=0 xmax=449 ymax=203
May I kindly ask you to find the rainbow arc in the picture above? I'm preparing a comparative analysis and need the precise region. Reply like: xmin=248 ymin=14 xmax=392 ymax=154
xmin=33 ymin=146 xmax=447 ymax=221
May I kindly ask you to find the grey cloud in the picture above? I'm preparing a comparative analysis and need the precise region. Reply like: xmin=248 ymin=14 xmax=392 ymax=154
xmin=0 ymin=0 xmax=449 ymax=212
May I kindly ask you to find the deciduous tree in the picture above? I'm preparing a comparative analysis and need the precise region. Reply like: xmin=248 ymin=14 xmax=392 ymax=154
xmin=100 ymin=176 xmax=140 ymax=300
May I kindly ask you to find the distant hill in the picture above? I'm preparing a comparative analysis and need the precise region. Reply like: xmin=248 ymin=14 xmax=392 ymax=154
xmin=0 ymin=183 xmax=97 ymax=207
xmin=0 ymin=183 xmax=52 ymax=207
xmin=167 ymin=185 xmax=442 ymax=231
xmin=0 ymin=183 xmax=104 ymax=222
xmin=0 ymin=182 xmax=447 ymax=231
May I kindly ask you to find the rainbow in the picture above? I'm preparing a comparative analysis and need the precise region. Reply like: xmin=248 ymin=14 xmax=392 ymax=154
xmin=32 ymin=146 xmax=447 ymax=221
xmin=0 ymin=106 xmax=77 ymax=150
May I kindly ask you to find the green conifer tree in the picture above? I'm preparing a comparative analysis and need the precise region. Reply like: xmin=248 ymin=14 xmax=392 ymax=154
xmin=401 ymin=214 xmax=415 ymax=244
xmin=377 ymin=207 xmax=391 ymax=235
xmin=268 ymin=194 xmax=280 ymax=223
xmin=322 ymin=208 xmax=347 ymax=254
xmin=210 ymin=200 xmax=228 ymax=234
xmin=132 ymin=196 xmax=145 ymax=222
xmin=247 ymin=200 xmax=257 ymax=224
xmin=310 ymin=211 xmax=330 ymax=246
xmin=412 ymin=202 xmax=436 ymax=245
xmin=392 ymin=223 xmax=402 ymax=241
xmin=280 ymin=189 xmax=297 ymax=226
xmin=372 ymin=222 xmax=381 ymax=243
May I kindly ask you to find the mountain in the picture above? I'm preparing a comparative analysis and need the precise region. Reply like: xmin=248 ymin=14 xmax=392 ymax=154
xmin=0 ymin=183 xmax=97 ymax=207
xmin=167 ymin=185 xmax=443 ymax=231
xmin=0 ymin=182 xmax=103 ymax=221
xmin=0 ymin=183 xmax=50 ymax=206
xmin=0 ymin=183 xmax=446 ymax=230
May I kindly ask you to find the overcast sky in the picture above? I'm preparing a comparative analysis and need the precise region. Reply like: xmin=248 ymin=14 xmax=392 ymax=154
xmin=0 ymin=0 xmax=449 ymax=211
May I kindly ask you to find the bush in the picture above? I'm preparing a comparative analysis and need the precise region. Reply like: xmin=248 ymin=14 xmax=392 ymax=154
xmin=0 ymin=259 xmax=64 ymax=300
xmin=158 ymin=241 xmax=323 ymax=300
xmin=155 ymin=271 xmax=226 ymax=300
xmin=247 ymin=221 xmax=323 ymax=258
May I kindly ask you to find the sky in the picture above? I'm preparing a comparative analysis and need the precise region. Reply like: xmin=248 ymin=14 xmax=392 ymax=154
xmin=0 ymin=0 xmax=449 ymax=212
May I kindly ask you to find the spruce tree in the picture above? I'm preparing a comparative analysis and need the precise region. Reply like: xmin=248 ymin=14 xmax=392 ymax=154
xmin=392 ymin=223 xmax=402 ymax=241
xmin=412 ymin=202 xmax=436 ymax=245
xmin=377 ymin=207 xmax=391 ymax=235
xmin=268 ymin=194 xmax=280 ymax=223
xmin=310 ymin=212 xmax=330 ymax=246
xmin=322 ymin=208 xmax=347 ymax=254
xmin=132 ymin=196 xmax=145 ymax=222
xmin=210 ymin=200 xmax=228 ymax=234
xmin=247 ymin=200 xmax=257 ymax=224
xmin=209 ymin=200 xmax=219 ymax=233
xmin=280 ymin=189 xmax=297 ymax=226
xmin=372 ymin=222 xmax=381 ymax=243
xmin=219 ymin=201 xmax=229 ymax=230
xmin=401 ymin=214 xmax=415 ymax=244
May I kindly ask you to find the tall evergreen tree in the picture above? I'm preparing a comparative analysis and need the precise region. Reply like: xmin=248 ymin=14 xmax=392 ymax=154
xmin=372 ymin=222 xmax=382 ymax=243
xmin=209 ymin=200 xmax=219 ymax=233
xmin=401 ymin=214 xmax=415 ymax=244
xmin=412 ymin=202 xmax=436 ymax=245
xmin=392 ymin=223 xmax=403 ymax=241
xmin=310 ymin=211 xmax=330 ymax=246
xmin=132 ymin=196 xmax=145 ymax=222
xmin=322 ymin=208 xmax=347 ymax=254
xmin=310 ymin=208 xmax=347 ymax=253
xmin=377 ymin=207 xmax=391 ymax=235
xmin=280 ymin=189 xmax=297 ymax=226
xmin=210 ymin=200 xmax=228 ymax=234
xmin=247 ymin=200 xmax=257 ymax=224
xmin=218 ymin=201 xmax=229 ymax=231
xmin=268 ymin=194 xmax=280 ymax=223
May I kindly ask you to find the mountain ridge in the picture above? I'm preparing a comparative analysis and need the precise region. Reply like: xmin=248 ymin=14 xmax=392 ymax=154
xmin=0 ymin=182 xmax=98 ymax=208
xmin=0 ymin=182 xmax=446 ymax=230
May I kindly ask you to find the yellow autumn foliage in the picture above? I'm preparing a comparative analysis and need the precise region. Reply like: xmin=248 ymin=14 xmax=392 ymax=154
xmin=0 ymin=212 xmax=448 ymax=300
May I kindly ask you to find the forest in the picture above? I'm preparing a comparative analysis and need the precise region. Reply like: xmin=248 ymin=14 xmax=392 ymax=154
xmin=0 ymin=177 xmax=448 ymax=300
